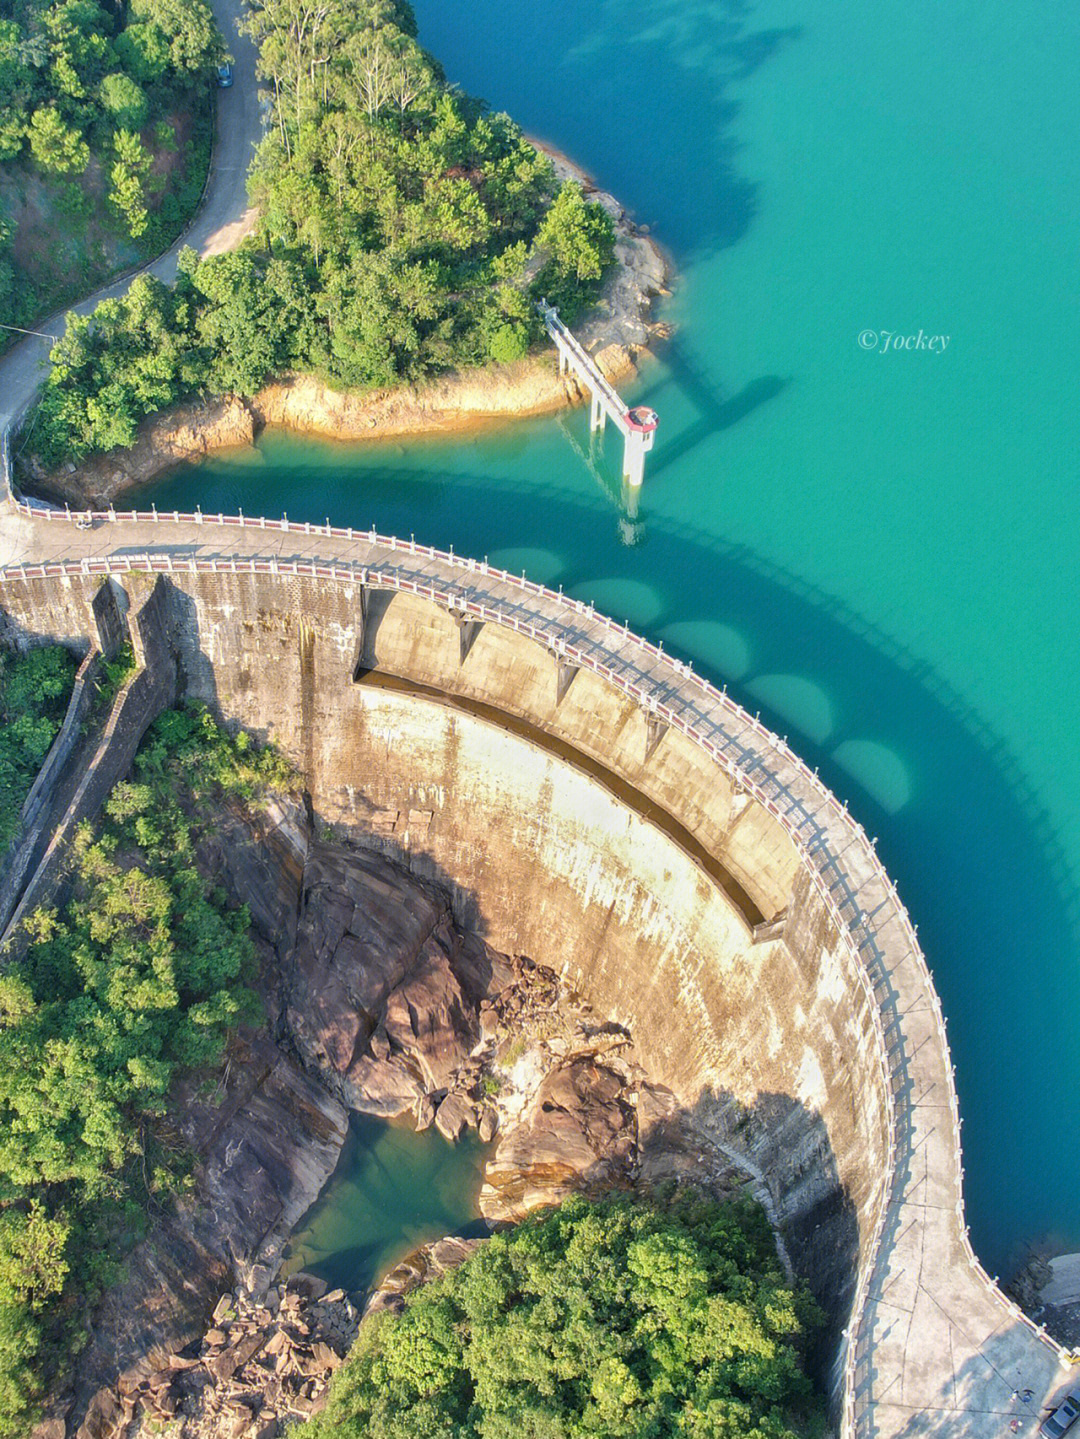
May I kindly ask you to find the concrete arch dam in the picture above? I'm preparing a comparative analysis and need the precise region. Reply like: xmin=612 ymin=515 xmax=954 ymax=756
xmin=0 ymin=507 xmax=1069 ymax=1438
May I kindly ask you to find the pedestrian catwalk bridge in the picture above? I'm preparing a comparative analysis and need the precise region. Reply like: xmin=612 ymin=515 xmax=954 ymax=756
xmin=0 ymin=486 xmax=1071 ymax=1439
xmin=539 ymin=301 xmax=658 ymax=487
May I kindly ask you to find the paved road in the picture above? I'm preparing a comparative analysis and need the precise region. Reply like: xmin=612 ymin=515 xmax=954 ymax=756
xmin=0 ymin=0 xmax=263 ymax=433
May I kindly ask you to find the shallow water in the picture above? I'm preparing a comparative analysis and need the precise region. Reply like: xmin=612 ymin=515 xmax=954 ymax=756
xmin=281 ymin=1115 xmax=489 ymax=1296
xmin=148 ymin=0 xmax=1080 ymax=1276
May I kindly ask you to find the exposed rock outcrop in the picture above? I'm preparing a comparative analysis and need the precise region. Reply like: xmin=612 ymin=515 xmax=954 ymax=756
xmin=21 ymin=395 xmax=256 ymax=508
xmin=112 ymin=1275 xmax=360 ymax=1439
xmin=73 ymin=1033 xmax=349 ymax=1437
xmin=285 ymin=842 xmax=510 ymax=1123
xmin=361 ymin=1235 xmax=482 ymax=1321
xmin=63 ymin=802 xmax=748 ymax=1438
xmin=480 ymin=1058 xmax=637 ymax=1221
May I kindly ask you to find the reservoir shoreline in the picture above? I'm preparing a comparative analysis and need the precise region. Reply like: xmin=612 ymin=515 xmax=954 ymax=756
xmin=17 ymin=147 xmax=672 ymax=510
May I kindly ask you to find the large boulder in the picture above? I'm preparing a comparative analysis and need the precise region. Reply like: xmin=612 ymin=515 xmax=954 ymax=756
xmin=480 ymin=1059 xmax=637 ymax=1222
xmin=286 ymin=845 xmax=491 ymax=1117
xmin=362 ymin=1236 xmax=484 ymax=1321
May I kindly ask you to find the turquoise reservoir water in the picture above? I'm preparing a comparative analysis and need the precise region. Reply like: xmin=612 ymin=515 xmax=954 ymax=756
xmin=282 ymin=1115 xmax=489 ymax=1295
xmin=145 ymin=1 xmax=1080 ymax=1276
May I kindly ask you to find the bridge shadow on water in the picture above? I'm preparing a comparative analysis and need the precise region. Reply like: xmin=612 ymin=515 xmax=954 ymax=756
xmin=195 ymin=464 xmax=1080 ymax=1283
xmin=136 ymin=440 xmax=1080 ymax=1278
xmin=645 ymin=337 xmax=791 ymax=480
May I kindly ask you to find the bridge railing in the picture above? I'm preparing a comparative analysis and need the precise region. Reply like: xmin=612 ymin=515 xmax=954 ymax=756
xmin=539 ymin=302 xmax=630 ymax=423
xmin=0 ymin=508 xmax=1067 ymax=1431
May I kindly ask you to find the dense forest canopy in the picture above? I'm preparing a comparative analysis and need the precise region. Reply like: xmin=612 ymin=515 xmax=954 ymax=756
xmin=0 ymin=646 xmax=76 ymax=849
xmin=23 ymin=0 xmax=616 ymax=467
xmin=0 ymin=0 xmax=223 ymax=331
xmin=306 ymin=1191 xmax=825 ymax=1439
xmin=0 ymin=704 xmax=294 ymax=1436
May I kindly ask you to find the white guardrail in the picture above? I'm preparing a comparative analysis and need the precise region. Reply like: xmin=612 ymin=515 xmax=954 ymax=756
xmin=1 ymin=498 xmax=1068 ymax=1433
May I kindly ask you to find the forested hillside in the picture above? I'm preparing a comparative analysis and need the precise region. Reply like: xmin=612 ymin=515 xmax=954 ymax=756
xmin=0 ymin=0 xmax=223 ymax=340
xmin=24 ymin=0 xmax=616 ymax=466
xmin=0 ymin=705 xmax=294 ymax=1435
xmin=306 ymin=1191 xmax=825 ymax=1439
xmin=0 ymin=646 xmax=75 ymax=848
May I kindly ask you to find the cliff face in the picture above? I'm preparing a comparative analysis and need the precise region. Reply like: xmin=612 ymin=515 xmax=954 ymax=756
xmin=285 ymin=843 xmax=493 ymax=1121
xmin=69 ymin=788 xmax=750 ymax=1439
xmin=22 ymin=396 xmax=257 ymax=508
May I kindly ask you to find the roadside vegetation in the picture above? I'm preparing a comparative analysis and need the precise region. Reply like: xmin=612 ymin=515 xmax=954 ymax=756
xmin=0 ymin=646 xmax=76 ymax=849
xmin=0 ymin=703 xmax=294 ymax=1436
xmin=0 ymin=0 xmax=224 ymax=349
xmin=306 ymin=1189 xmax=825 ymax=1439
xmin=23 ymin=0 xmax=616 ymax=468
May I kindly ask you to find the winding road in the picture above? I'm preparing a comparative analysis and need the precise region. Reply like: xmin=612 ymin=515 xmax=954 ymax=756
xmin=0 ymin=0 xmax=263 ymax=435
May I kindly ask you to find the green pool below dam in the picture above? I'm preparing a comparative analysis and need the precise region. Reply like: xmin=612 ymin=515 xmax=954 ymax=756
xmin=282 ymin=1115 xmax=490 ymax=1298
xmin=139 ymin=0 xmax=1080 ymax=1281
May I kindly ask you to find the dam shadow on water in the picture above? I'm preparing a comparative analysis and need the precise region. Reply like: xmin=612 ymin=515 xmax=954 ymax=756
xmin=139 ymin=449 xmax=1080 ymax=1278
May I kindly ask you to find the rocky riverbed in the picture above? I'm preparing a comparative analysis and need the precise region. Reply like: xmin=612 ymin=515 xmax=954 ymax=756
xmin=56 ymin=793 xmax=744 ymax=1439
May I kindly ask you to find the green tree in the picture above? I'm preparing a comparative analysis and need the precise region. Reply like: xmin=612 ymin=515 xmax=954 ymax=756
xmin=190 ymin=251 xmax=291 ymax=393
xmin=100 ymin=71 xmax=149 ymax=129
xmin=0 ymin=647 xmax=76 ymax=849
xmin=533 ymin=181 xmax=615 ymax=321
xmin=0 ymin=1204 xmax=70 ymax=1313
xmin=21 ymin=0 xmax=616 ymax=462
xmin=27 ymin=107 xmax=89 ymax=174
xmin=307 ymin=1192 xmax=824 ymax=1439
xmin=108 ymin=127 xmax=152 ymax=236
xmin=127 ymin=0 xmax=222 ymax=77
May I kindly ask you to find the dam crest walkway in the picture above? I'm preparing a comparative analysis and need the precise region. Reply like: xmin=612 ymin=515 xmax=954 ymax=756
xmin=0 ymin=494 xmax=1070 ymax=1439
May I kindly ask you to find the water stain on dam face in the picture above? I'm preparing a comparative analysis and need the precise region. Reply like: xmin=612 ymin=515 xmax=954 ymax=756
xmin=137 ymin=456 xmax=1078 ymax=1277
xmin=351 ymin=666 xmax=767 ymax=929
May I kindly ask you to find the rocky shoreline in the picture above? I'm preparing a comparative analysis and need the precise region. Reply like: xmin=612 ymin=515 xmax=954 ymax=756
xmin=57 ymin=793 xmax=745 ymax=1439
xmin=18 ymin=151 xmax=672 ymax=510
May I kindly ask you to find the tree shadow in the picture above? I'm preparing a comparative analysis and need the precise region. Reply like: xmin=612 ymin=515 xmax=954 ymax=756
xmin=410 ymin=0 xmax=799 ymax=259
